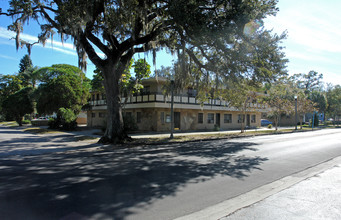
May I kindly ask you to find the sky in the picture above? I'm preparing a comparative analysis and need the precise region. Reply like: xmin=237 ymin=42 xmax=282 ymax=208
xmin=0 ymin=0 xmax=341 ymax=86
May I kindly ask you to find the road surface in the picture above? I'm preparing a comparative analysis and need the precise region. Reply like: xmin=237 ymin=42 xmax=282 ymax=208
xmin=0 ymin=127 xmax=340 ymax=219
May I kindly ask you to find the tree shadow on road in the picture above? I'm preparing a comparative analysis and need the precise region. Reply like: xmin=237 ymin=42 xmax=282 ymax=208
xmin=0 ymin=139 xmax=267 ymax=220
xmin=0 ymin=126 xmax=100 ymax=157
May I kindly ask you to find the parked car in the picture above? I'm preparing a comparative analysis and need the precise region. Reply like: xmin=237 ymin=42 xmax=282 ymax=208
xmin=32 ymin=117 xmax=49 ymax=121
xmin=261 ymin=119 xmax=273 ymax=126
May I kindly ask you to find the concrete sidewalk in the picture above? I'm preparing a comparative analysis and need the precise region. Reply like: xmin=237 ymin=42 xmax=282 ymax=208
xmin=0 ymin=124 xmax=313 ymax=140
xmin=44 ymin=126 xmax=294 ymax=139
xmin=221 ymin=163 xmax=341 ymax=220
xmin=129 ymin=127 xmax=294 ymax=139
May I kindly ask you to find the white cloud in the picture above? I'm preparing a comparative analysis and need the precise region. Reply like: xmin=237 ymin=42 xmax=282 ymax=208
xmin=323 ymin=72 xmax=341 ymax=86
xmin=264 ymin=0 xmax=341 ymax=86
xmin=0 ymin=26 xmax=77 ymax=56
xmin=43 ymin=45 xmax=77 ymax=56
xmin=0 ymin=27 xmax=15 ymax=39
xmin=266 ymin=7 xmax=341 ymax=53
xmin=0 ymin=54 xmax=17 ymax=61
xmin=285 ymin=48 xmax=339 ymax=65
xmin=0 ymin=38 xmax=14 ymax=46
xmin=0 ymin=26 xmax=107 ymax=60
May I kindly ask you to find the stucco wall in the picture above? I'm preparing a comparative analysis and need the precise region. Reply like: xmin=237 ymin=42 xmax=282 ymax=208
xmin=151 ymin=109 xmax=261 ymax=132
xmin=87 ymin=110 xmax=107 ymax=127
xmin=87 ymin=108 xmax=261 ymax=132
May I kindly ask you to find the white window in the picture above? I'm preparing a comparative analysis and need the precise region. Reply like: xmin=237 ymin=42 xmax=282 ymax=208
xmin=166 ymin=114 xmax=171 ymax=123
xmin=224 ymin=114 xmax=232 ymax=123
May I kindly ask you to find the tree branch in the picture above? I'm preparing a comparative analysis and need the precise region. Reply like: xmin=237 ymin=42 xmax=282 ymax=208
xmin=134 ymin=44 xmax=152 ymax=53
xmin=79 ymin=33 xmax=105 ymax=67
xmin=85 ymin=26 xmax=111 ymax=55
xmin=119 ymin=50 xmax=134 ymax=72
xmin=103 ymin=31 xmax=119 ymax=50
xmin=185 ymin=48 xmax=211 ymax=70
xmin=40 ymin=5 xmax=59 ymax=14
xmin=120 ymin=19 xmax=172 ymax=52
xmin=38 ymin=7 xmax=67 ymax=34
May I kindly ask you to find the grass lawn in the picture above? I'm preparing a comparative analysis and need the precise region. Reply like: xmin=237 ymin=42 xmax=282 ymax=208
xmin=23 ymin=127 xmax=62 ymax=134
xmin=24 ymin=127 xmax=99 ymax=142
xmin=127 ymin=128 xmax=296 ymax=145
xmin=2 ymin=120 xmax=339 ymax=146
xmin=0 ymin=121 xmax=18 ymax=127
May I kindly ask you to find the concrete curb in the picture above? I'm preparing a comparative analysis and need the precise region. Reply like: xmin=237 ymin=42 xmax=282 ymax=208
xmin=175 ymin=156 xmax=341 ymax=220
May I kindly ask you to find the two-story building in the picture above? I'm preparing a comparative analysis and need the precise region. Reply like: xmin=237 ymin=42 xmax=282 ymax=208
xmin=87 ymin=77 xmax=268 ymax=132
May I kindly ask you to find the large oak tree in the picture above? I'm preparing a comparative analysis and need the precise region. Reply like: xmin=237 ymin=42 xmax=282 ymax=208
xmin=1 ymin=0 xmax=284 ymax=143
xmin=35 ymin=64 xmax=90 ymax=115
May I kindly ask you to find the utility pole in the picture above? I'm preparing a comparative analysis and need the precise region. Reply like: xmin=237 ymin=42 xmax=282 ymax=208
xmin=295 ymin=95 xmax=298 ymax=130
xmin=170 ymin=79 xmax=174 ymax=139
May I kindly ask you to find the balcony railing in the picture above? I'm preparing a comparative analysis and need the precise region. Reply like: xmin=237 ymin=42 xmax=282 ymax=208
xmin=89 ymin=93 xmax=267 ymax=109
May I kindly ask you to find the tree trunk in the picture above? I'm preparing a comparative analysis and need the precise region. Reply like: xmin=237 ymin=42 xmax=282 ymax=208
xmin=239 ymin=110 xmax=245 ymax=133
xmin=299 ymin=116 xmax=303 ymax=130
xmin=16 ymin=116 xmax=23 ymax=126
xmin=275 ymin=115 xmax=279 ymax=131
xmin=240 ymin=103 xmax=247 ymax=133
xmin=98 ymin=63 xmax=131 ymax=144
xmin=240 ymin=121 xmax=245 ymax=133
xmin=299 ymin=112 xmax=303 ymax=129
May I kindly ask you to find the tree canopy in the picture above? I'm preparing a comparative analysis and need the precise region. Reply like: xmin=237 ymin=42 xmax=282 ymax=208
xmin=291 ymin=71 xmax=324 ymax=95
xmin=35 ymin=64 xmax=90 ymax=115
xmin=2 ymin=87 xmax=34 ymax=126
xmin=1 ymin=0 xmax=287 ymax=143
xmin=222 ymin=78 xmax=261 ymax=132
xmin=17 ymin=54 xmax=41 ymax=88
xmin=326 ymin=85 xmax=341 ymax=121
xmin=262 ymin=79 xmax=295 ymax=130
xmin=18 ymin=55 xmax=33 ymax=73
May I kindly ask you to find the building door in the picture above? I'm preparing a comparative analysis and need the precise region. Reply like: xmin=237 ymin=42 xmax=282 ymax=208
xmin=174 ymin=112 xmax=181 ymax=129
xmin=247 ymin=114 xmax=251 ymax=127
xmin=216 ymin=113 xmax=220 ymax=126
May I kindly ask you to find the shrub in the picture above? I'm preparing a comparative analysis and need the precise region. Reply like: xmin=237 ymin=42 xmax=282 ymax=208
xmin=213 ymin=124 xmax=220 ymax=131
xmin=59 ymin=108 xmax=78 ymax=131
xmin=48 ymin=118 xmax=60 ymax=129
xmin=48 ymin=108 xmax=78 ymax=131
xmin=62 ymin=120 xmax=77 ymax=130
xmin=267 ymin=124 xmax=272 ymax=129
xmin=59 ymin=108 xmax=77 ymax=123
xmin=22 ymin=119 xmax=31 ymax=124
xmin=0 ymin=114 xmax=5 ymax=122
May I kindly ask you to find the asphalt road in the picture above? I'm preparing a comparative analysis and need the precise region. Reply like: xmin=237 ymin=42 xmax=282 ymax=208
xmin=0 ymin=127 xmax=340 ymax=220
